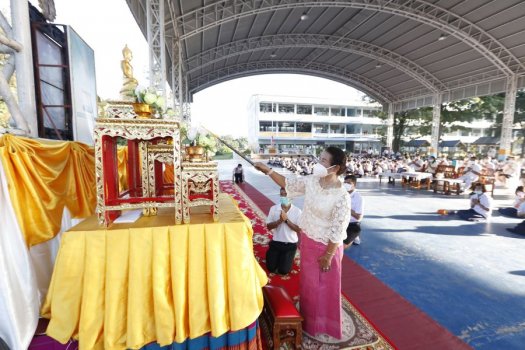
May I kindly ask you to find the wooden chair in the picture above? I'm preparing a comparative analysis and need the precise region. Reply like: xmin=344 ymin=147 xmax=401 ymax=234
xmin=479 ymin=168 xmax=496 ymax=196
xmin=434 ymin=165 xmax=458 ymax=194
xmin=261 ymin=285 xmax=303 ymax=349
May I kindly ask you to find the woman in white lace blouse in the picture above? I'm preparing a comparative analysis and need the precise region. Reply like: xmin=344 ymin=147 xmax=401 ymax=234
xmin=255 ymin=147 xmax=351 ymax=339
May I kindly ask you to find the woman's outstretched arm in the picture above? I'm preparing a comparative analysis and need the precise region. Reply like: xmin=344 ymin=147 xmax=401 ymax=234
xmin=254 ymin=162 xmax=286 ymax=188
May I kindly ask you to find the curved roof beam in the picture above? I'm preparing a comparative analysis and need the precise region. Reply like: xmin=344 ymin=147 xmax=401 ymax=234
xmin=177 ymin=0 xmax=524 ymax=76
xmin=186 ymin=34 xmax=446 ymax=93
xmin=188 ymin=60 xmax=395 ymax=103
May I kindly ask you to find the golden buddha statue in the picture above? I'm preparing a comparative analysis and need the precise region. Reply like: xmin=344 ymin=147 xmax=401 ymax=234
xmin=119 ymin=45 xmax=139 ymax=100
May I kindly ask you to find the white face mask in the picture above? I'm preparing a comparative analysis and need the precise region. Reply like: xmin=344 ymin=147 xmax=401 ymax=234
xmin=517 ymin=192 xmax=525 ymax=199
xmin=312 ymin=163 xmax=335 ymax=178
xmin=474 ymin=190 xmax=482 ymax=195
xmin=343 ymin=183 xmax=354 ymax=192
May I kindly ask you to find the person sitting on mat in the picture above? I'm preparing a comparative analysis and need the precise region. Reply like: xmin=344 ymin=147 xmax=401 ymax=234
xmin=343 ymin=175 xmax=364 ymax=248
xmin=498 ymin=186 xmax=525 ymax=218
xmin=457 ymin=183 xmax=493 ymax=221
xmin=265 ymin=187 xmax=302 ymax=275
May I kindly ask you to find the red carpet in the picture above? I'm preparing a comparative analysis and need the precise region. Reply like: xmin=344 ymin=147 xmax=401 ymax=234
xmin=232 ymin=181 xmax=472 ymax=350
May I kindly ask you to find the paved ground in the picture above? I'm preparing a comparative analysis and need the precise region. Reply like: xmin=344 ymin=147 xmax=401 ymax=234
xmin=218 ymin=157 xmax=525 ymax=350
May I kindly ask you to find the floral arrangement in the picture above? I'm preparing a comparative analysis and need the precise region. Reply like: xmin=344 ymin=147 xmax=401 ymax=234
xmin=186 ymin=126 xmax=217 ymax=153
xmin=134 ymin=86 xmax=165 ymax=114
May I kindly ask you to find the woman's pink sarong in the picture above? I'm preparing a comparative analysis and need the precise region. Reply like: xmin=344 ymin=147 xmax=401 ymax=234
xmin=300 ymin=233 xmax=343 ymax=339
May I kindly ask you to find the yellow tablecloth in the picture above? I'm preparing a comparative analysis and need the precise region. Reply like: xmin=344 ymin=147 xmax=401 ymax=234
xmin=41 ymin=194 xmax=268 ymax=350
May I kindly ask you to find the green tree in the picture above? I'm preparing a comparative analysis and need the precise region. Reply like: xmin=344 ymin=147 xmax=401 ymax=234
xmin=376 ymin=108 xmax=431 ymax=152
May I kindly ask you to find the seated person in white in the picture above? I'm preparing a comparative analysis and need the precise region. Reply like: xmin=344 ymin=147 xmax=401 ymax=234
xmin=438 ymin=154 xmax=450 ymax=166
xmin=265 ymin=187 xmax=302 ymax=275
xmin=409 ymin=155 xmax=425 ymax=172
xmin=482 ymin=157 xmax=496 ymax=171
xmin=457 ymin=183 xmax=493 ymax=221
xmin=343 ymin=175 xmax=364 ymax=247
xmin=498 ymin=156 xmax=520 ymax=188
xmin=426 ymin=156 xmax=439 ymax=175
xmin=498 ymin=186 xmax=525 ymax=218
xmin=459 ymin=156 xmax=482 ymax=190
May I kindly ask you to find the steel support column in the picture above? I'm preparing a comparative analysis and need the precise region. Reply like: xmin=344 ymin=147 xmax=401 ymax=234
xmin=177 ymin=43 xmax=184 ymax=119
xmin=499 ymin=75 xmax=518 ymax=160
xmin=169 ymin=40 xmax=184 ymax=121
xmin=11 ymin=0 xmax=37 ymax=136
xmin=146 ymin=0 xmax=166 ymax=103
xmin=386 ymin=103 xmax=394 ymax=149
xmin=183 ymin=75 xmax=191 ymax=122
xmin=430 ymin=94 xmax=442 ymax=157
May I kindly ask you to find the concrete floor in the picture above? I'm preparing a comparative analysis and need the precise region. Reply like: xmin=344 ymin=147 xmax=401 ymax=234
xmin=217 ymin=156 xmax=525 ymax=350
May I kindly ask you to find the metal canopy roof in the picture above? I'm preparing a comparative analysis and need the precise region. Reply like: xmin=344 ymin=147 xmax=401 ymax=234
xmin=126 ymin=0 xmax=525 ymax=111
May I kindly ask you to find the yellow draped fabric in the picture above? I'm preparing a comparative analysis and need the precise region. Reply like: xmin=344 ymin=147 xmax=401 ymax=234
xmin=117 ymin=146 xmax=128 ymax=192
xmin=41 ymin=194 xmax=268 ymax=350
xmin=0 ymin=135 xmax=96 ymax=247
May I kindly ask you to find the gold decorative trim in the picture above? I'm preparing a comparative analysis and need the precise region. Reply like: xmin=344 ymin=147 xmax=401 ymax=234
xmin=181 ymin=162 xmax=219 ymax=224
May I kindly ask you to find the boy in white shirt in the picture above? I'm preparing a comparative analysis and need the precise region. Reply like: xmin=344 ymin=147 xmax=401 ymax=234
xmin=265 ymin=188 xmax=302 ymax=275
xmin=343 ymin=175 xmax=364 ymax=247
xmin=457 ymin=183 xmax=492 ymax=221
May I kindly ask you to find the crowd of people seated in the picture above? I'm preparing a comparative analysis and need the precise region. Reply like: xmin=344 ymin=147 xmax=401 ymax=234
xmin=268 ymin=156 xmax=315 ymax=175
xmin=267 ymin=152 xmax=524 ymax=190
xmin=343 ymin=153 xmax=522 ymax=188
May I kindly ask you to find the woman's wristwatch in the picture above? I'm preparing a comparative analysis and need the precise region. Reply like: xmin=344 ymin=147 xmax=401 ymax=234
xmin=266 ymin=168 xmax=274 ymax=175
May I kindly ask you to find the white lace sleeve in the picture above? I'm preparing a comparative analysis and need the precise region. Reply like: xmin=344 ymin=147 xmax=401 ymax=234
xmin=327 ymin=194 xmax=352 ymax=243
xmin=285 ymin=176 xmax=306 ymax=198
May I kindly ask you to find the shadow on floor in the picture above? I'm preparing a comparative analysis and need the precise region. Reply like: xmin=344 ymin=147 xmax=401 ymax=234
xmin=368 ymin=221 xmax=525 ymax=239
xmin=509 ymin=270 xmax=525 ymax=277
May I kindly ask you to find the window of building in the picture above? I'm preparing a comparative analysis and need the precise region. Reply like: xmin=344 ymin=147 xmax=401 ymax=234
xmin=314 ymin=106 xmax=329 ymax=116
xmin=259 ymin=121 xmax=276 ymax=132
xmin=313 ymin=124 xmax=329 ymax=133
xmin=297 ymin=104 xmax=312 ymax=115
xmin=259 ymin=102 xmax=276 ymax=113
xmin=278 ymin=122 xmax=295 ymax=132
xmin=362 ymin=109 xmax=371 ymax=117
xmin=330 ymin=124 xmax=345 ymax=133
xmin=346 ymin=108 xmax=356 ymax=117
xmin=296 ymin=122 xmax=312 ymax=133
xmin=278 ymin=104 xmax=295 ymax=114
xmin=346 ymin=125 xmax=360 ymax=134
xmin=330 ymin=107 xmax=344 ymax=116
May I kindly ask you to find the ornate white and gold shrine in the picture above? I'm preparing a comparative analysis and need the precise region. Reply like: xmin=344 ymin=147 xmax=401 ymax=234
xmin=94 ymin=101 xmax=219 ymax=227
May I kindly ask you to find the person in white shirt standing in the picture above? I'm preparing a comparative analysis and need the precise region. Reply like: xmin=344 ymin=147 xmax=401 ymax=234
xmin=265 ymin=188 xmax=303 ymax=275
xmin=343 ymin=175 xmax=364 ymax=247
xmin=457 ymin=183 xmax=493 ymax=221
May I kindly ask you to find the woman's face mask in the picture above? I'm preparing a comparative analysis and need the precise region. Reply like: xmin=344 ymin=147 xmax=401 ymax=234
xmin=474 ymin=189 xmax=482 ymax=195
xmin=517 ymin=191 xmax=525 ymax=199
xmin=312 ymin=163 xmax=336 ymax=177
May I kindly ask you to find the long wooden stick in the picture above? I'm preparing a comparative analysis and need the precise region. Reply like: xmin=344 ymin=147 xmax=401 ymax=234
xmin=200 ymin=126 xmax=255 ymax=166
